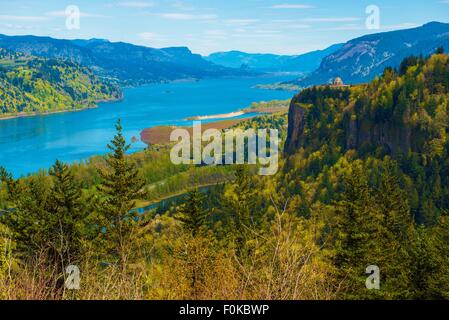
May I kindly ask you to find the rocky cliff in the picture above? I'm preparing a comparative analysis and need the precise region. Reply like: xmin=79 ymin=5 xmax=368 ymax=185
xmin=285 ymin=87 xmax=425 ymax=156
xmin=285 ymin=54 xmax=449 ymax=158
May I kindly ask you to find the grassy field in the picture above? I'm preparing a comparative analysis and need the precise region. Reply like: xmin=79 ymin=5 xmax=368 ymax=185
xmin=140 ymin=118 xmax=249 ymax=145
xmin=140 ymin=99 xmax=291 ymax=145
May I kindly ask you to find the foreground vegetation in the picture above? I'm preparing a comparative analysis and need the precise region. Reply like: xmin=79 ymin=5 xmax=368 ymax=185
xmin=1 ymin=52 xmax=449 ymax=300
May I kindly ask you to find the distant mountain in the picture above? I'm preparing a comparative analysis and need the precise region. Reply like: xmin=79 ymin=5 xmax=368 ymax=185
xmin=0 ymin=48 xmax=121 ymax=115
xmin=0 ymin=35 xmax=254 ymax=85
xmin=289 ymin=22 xmax=449 ymax=87
xmin=204 ymin=44 xmax=343 ymax=73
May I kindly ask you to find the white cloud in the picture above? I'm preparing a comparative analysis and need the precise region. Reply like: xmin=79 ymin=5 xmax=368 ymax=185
xmin=197 ymin=14 xmax=218 ymax=20
xmin=0 ymin=15 xmax=48 ymax=22
xmin=118 ymin=1 xmax=154 ymax=8
xmin=205 ymin=30 xmax=227 ymax=36
xmin=171 ymin=1 xmax=195 ymax=11
xmin=161 ymin=13 xmax=193 ymax=20
xmin=301 ymin=17 xmax=361 ymax=23
xmin=380 ymin=23 xmax=418 ymax=30
xmin=204 ymin=29 xmax=228 ymax=40
xmin=319 ymin=22 xmax=418 ymax=32
xmin=223 ymin=19 xmax=259 ymax=26
xmin=285 ymin=24 xmax=311 ymax=29
xmin=0 ymin=23 xmax=34 ymax=30
xmin=254 ymin=29 xmax=281 ymax=34
xmin=160 ymin=13 xmax=217 ymax=20
xmin=319 ymin=24 xmax=364 ymax=31
xmin=46 ymin=11 xmax=105 ymax=18
xmin=270 ymin=4 xmax=314 ymax=9
xmin=139 ymin=32 xmax=164 ymax=41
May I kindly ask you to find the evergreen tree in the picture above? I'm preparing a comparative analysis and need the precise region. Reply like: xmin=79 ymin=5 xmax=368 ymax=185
xmin=374 ymin=160 xmax=415 ymax=298
xmin=220 ymin=165 xmax=258 ymax=254
xmin=0 ymin=161 xmax=86 ymax=295
xmin=0 ymin=223 xmax=12 ymax=278
xmin=435 ymin=46 xmax=445 ymax=54
xmin=48 ymin=160 xmax=86 ymax=266
xmin=177 ymin=189 xmax=209 ymax=237
xmin=410 ymin=217 xmax=449 ymax=299
xmin=97 ymin=119 xmax=145 ymax=267
xmin=1 ymin=171 xmax=53 ymax=256
xmin=333 ymin=161 xmax=382 ymax=299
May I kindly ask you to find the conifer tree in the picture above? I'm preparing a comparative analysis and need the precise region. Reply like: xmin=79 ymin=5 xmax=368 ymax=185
xmin=177 ymin=189 xmax=209 ymax=237
xmin=175 ymin=189 xmax=216 ymax=299
xmin=220 ymin=165 xmax=258 ymax=253
xmin=375 ymin=160 xmax=415 ymax=298
xmin=97 ymin=119 xmax=145 ymax=267
xmin=333 ymin=161 xmax=382 ymax=299
xmin=0 ymin=223 xmax=12 ymax=279
xmin=48 ymin=160 xmax=85 ymax=266
xmin=1 ymin=161 xmax=86 ymax=295
xmin=410 ymin=217 xmax=449 ymax=299
xmin=1 ymin=171 xmax=52 ymax=256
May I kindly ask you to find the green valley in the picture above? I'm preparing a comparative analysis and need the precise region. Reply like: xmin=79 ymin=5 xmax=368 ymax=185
xmin=2 ymin=53 xmax=449 ymax=300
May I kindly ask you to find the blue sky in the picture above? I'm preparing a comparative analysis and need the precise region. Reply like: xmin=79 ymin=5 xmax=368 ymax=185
xmin=0 ymin=0 xmax=448 ymax=55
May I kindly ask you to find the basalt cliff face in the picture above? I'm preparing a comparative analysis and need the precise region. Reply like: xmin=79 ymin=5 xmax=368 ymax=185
xmin=285 ymin=92 xmax=415 ymax=156
xmin=285 ymin=96 xmax=306 ymax=154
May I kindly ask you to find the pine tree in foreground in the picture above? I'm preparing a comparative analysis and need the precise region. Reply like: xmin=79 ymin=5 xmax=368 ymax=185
xmin=97 ymin=119 xmax=145 ymax=268
xmin=49 ymin=160 xmax=86 ymax=265
xmin=220 ymin=165 xmax=258 ymax=254
xmin=177 ymin=188 xmax=209 ymax=237
xmin=332 ymin=161 xmax=382 ymax=299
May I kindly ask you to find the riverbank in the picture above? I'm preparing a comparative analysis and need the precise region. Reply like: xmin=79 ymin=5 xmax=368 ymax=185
xmin=186 ymin=111 xmax=245 ymax=121
xmin=0 ymin=106 xmax=99 ymax=121
xmin=140 ymin=118 xmax=249 ymax=145
xmin=0 ymin=76 xmax=294 ymax=177
xmin=185 ymin=100 xmax=290 ymax=121
xmin=0 ymin=96 xmax=124 ymax=121
xmin=141 ymin=98 xmax=291 ymax=146
xmin=255 ymin=83 xmax=302 ymax=91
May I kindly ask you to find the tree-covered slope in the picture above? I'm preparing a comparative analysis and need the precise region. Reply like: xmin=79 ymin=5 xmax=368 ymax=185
xmin=285 ymin=52 xmax=449 ymax=225
xmin=2 ymin=66 xmax=449 ymax=298
xmin=0 ymin=48 xmax=122 ymax=115
xmin=3 ymin=53 xmax=449 ymax=300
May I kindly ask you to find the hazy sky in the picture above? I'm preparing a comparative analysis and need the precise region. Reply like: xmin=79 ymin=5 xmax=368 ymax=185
xmin=0 ymin=0 xmax=448 ymax=55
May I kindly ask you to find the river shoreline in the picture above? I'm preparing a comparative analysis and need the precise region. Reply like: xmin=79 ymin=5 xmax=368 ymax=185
xmin=185 ymin=111 xmax=245 ymax=121
xmin=0 ymin=96 xmax=124 ymax=122
xmin=0 ymin=76 xmax=294 ymax=177
xmin=0 ymin=106 xmax=99 ymax=121
xmin=141 ymin=100 xmax=290 ymax=146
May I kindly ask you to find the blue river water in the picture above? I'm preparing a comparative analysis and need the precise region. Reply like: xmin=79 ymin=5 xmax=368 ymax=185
xmin=0 ymin=76 xmax=295 ymax=177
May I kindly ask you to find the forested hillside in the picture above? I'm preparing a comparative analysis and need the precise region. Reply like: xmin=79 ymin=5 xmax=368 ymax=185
xmin=1 ymin=53 xmax=449 ymax=300
xmin=286 ymin=50 xmax=449 ymax=225
xmin=0 ymin=48 xmax=122 ymax=116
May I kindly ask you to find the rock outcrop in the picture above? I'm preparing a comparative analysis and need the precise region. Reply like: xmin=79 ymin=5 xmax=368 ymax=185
xmin=285 ymin=87 xmax=422 ymax=156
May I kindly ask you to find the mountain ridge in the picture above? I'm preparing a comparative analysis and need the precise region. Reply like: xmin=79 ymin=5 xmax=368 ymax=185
xmin=288 ymin=21 xmax=449 ymax=87
xmin=0 ymin=34 xmax=255 ymax=85
xmin=204 ymin=43 xmax=343 ymax=73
